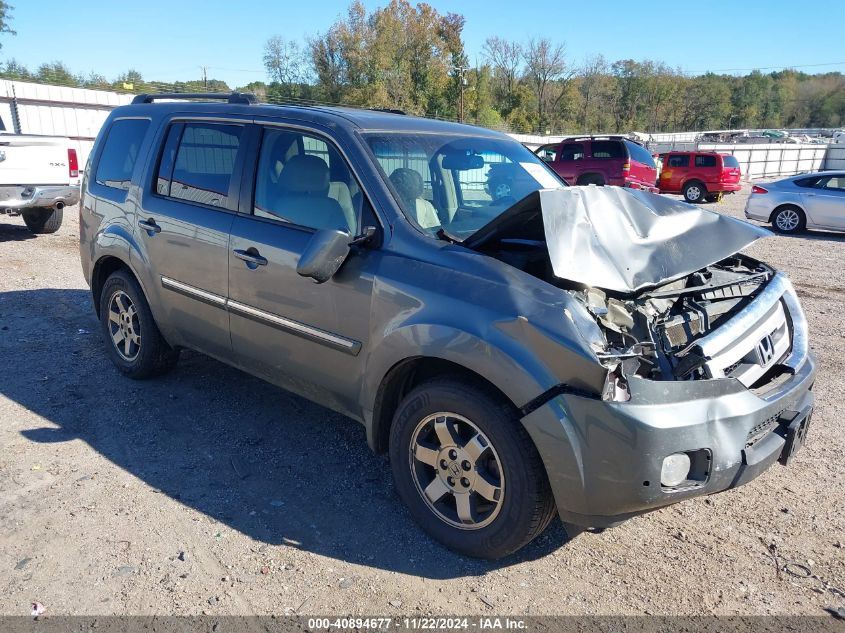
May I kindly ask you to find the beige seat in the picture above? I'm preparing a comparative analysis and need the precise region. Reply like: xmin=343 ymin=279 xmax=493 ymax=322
xmin=389 ymin=168 xmax=440 ymax=229
xmin=328 ymin=181 xmax=356 ymax=232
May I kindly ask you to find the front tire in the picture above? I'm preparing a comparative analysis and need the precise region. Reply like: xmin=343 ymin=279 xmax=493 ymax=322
xmin=98 ymin=270 xmax=179 ymax=379
xmin=389 ymin=377 xmax=555 ymax=559
xmin=771 ymin=205 xmax=806 ymax=234
xmin=683 ymin=181 xmax=706 ymax=203
xmin=22 ymin=207 xmax=63 ymax=234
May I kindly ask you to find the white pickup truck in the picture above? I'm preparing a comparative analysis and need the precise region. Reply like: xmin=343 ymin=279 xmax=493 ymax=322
xmin=0 ymin=132 xmax=80 ymax=234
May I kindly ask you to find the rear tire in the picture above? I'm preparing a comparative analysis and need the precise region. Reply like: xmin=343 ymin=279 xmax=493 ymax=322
xmin=704 ymin=193 xmax=723 ymax=203
xmin=771 ymin=205 xmax=806 ymax=234
xmin=576 ymin=174 xmax=605 ymax=186
xmin=98 ymin=270 xmax=179 ymax=379
xmin=683 ymin=181 xmax=706 ymax=203
xmin=22 ymin=207 xmax=63 ymax=234
xmin=389 ymin=376 xmax=556 ymax=559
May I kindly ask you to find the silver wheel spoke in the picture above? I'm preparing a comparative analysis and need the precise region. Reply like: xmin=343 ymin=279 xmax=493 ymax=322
xmin=423 ymin=477 xmax=450 ymax=504
xmin=433 ymin=418 xmax=457 ymax=447
xmin=109 ymin=310 xmax=121 ymax=325
xmin=474 ymin=474 xmax=500 ymax=502
xmin=463 ymin=434 xmax=487 ymax=463
xmin=115 ymin=294 xmax=129 ymax=313
xmin=111 ymin=328 xmax=125 ymax=345
xmin=123 ymin=336 xmax=132 ymax=357
xmin=414 ymin=444 xmax=439 ymax=468
xmin=455 ymin=493 xmax=474 ymax=524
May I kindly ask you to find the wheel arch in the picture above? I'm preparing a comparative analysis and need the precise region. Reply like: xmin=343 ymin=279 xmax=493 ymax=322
xmin=768 ymin=202 xmax=806 ymax=224
xmin=368 ymin=356 xmax=518 ymax=455
xmin=91 ymin=255 xmax=136 ymax=317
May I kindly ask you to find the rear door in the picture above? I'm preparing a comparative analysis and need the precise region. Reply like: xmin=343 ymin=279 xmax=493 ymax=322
xmin=719 ymin=154 xmax=742 ymax=187
xmin=693 ymin=153 xmax=720 ymax=188
xmin=623 ymin=140 xmax=657 ymax=187
xmin=802 ymin=174 xmax=845 ymax=229
xmin=0 ymin=135 xmax=70 ymax=186
xmin=660 ymin=153 xmax=689 ymax=192
xmin=553 ymin=142 xmax=586 ymax=184
xmin=136 ymin=117 xmax=249 ymax=360
xmin=226 ymin=124 xmax=378 ymax=417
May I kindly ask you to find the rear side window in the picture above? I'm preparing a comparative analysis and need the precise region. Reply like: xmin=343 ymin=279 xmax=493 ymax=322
xmin=667 ymin=155 xmax=690 ymax=168
xmin=624 ymin=140 xmax=656 ymax=167
xmin=794 ymin=176 xmax=823 ymax=188
xmin=95 ymin=119 xmax=151 ymax=190
xmin=722 ymin=155 xmax=740 ymax=168
xmin=695 ymin=155 xmax=718 ymax=168
xmin=559 ymin=143 xmax=585 ymax=161
xmin=591 ymin=141 xmax=625 ymax=159
xmin=536 ymin=145 xmax=557 ymax=162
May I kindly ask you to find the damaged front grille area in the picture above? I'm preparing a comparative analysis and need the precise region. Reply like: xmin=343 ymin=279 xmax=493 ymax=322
xmin=577 ymin=255 xmax=801 ymax=398
xmin=745 ymin=410 xmax=785 ymax=448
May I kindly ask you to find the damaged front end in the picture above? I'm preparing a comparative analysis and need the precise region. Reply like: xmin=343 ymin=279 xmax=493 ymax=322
xmin=580 ymin=253 xmax=783 ymax=401
xmin=464 ymin=186 xmax=803 ymax=402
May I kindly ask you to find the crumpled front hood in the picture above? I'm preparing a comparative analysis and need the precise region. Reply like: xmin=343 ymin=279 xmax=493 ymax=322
xmin=465 ymin=186 xmax=770 ymax=294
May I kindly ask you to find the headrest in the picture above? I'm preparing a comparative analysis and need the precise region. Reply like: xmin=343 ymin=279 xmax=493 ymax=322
xmin=279 ymin=154 xmax=330 ymax=194
xmin=390 ymin=168 xmax=424 ymax=200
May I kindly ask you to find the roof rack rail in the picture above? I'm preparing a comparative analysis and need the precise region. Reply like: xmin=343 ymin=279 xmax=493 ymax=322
xmin=368 ymin=107 xmax=406 ymax=115
xmin=131 ymin=92 xmax=258 ymax=105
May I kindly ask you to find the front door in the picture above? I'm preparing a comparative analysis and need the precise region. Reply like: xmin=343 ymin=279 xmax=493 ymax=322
xmin=226 ymin=125 xmax=378 ymax=417
xmin=137 ymin=118 xmax=248 ymax=360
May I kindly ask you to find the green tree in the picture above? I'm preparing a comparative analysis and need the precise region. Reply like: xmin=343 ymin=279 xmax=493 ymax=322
xmin=0 ymin=1 xmax=15 ymax=49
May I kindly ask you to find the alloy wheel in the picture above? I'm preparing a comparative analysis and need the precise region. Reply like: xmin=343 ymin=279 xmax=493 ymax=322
xmin=409 ymin=412 xmax=505 ymax=530
xmin=686 ymin=185 xmax=701 ymax=201
xmin=107 ymin=290 xmax=141 ymax=361
xmin=776 ymin=208 xmax=800 ymax=232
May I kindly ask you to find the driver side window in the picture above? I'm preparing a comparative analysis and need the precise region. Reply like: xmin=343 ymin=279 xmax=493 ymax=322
xmin=253 ymin=128 xmax=360 ymax=233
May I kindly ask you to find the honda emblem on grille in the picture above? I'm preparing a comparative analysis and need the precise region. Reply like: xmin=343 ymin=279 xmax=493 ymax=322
xmin=755 ymin=334 xmax=775 ymax=366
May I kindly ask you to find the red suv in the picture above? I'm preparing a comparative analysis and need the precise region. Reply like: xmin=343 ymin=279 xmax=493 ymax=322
xmin=535 ymin=136 xmax=658 ymax=190
xmin=658 ymin=152 xmax=742 ymax=203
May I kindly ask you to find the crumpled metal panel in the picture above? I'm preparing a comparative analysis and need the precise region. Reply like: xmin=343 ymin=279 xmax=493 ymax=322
xmin=540 ymin=187 xmax=770 ymax=293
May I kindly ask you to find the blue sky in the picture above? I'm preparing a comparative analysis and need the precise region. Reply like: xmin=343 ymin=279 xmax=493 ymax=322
xmin=3 ymin=0 xmax=843 ymax=88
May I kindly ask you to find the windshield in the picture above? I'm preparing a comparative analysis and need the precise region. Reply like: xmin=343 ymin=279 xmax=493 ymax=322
xmin=363 ymin=132 xmax=565 ymax=238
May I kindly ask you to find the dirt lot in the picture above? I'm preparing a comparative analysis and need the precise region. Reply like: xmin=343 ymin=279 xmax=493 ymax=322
xmin=1 ymin=184 xmax=843 ymax=617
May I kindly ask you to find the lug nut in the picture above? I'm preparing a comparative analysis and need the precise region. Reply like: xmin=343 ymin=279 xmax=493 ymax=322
xmin=460 ymin=477 xmax=470 ymax=488
xmin=447 ymin=476 xmax=455 ymax=486
xmin=439 ymin=459 xmax=448 ymax=470
xmin=448 ymin=449 xmax=457 ymax=460
xmin=462 ymin=460 xmax=471 ymax=471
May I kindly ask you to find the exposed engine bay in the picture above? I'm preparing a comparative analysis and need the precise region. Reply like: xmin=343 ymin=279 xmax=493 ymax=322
xmin=463 ymin=187 xmax=786 ymax=400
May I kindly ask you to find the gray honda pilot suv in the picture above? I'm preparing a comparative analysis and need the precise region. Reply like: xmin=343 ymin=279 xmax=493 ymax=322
xmin=80 ymin=93 xmax=816 ymax=558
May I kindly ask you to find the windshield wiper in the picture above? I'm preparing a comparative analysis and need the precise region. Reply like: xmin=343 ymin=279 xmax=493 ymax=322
xmin=436 ymin=227 xmax=463 ymax=244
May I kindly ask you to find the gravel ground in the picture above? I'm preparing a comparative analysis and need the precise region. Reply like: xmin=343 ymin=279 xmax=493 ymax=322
xmin=1 ymin=184 xmax=843 ymax=617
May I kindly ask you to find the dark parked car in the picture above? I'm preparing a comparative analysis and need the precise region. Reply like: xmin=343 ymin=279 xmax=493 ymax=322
xmin=535 ymin=136 xmax=658 ymax=190
xmin=658 ymin=151 xmax=742 ymax=203
xmin=80 ymin=94 xmax=815 ymax=558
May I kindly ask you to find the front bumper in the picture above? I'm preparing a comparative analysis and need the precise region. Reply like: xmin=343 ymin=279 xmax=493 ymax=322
xmin=522 ymin=275 xmax=817 ymax=528
xmin=0 ymin=184 xmax=80 ymax=212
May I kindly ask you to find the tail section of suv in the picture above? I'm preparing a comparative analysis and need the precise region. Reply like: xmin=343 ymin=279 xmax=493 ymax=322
xmin=658 ymin=151 xmax=742 ymax=203
xmin=80 ymin=94 xmax=815 ymax=559
xmin=535 ymin=136 xmax=658 ymax=191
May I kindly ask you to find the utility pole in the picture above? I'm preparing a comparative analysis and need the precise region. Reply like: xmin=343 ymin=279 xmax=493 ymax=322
xmin=453 ymin=65 xmax=468 ymax=123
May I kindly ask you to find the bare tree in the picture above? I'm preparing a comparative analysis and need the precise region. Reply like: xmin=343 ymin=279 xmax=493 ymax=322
xmin=263 ymin=35 xmax=308 ymax=98
xmin=482 ymin=36 xmax=522 ymax=101
xmin=523 ymin=38 xmax=571 ymax=132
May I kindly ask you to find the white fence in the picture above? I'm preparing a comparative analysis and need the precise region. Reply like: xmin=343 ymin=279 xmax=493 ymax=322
xmin=0 ymin=80 xmax=132 ymax=167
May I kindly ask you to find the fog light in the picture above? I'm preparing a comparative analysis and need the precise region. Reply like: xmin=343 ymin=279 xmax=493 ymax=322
xmin=661 ymin=452 xmax=691 ymax=487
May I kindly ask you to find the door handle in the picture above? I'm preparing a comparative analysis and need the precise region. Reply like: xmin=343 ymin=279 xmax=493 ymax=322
xmin=233 ymin=248 xmax=268 ymax=267
xmin=138 ymin=218 xmax=161 ymax=234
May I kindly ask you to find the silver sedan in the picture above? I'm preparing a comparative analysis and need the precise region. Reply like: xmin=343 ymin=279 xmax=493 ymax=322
xmin=744 ymin=171 xmax=845 ymax=234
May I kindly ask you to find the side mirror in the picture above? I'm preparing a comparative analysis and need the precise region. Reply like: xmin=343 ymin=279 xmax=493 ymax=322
xmin=296 ymin=229 xmax=352 ymax=283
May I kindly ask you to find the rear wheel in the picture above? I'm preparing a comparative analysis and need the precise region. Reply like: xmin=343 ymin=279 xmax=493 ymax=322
xmin=98 ymin=270 xmax=179 ymax=379
xmin=22 ymin=207 xmax=63 ymax=234
xmin=704 ymin=192 xmax=723 ymax=203
xmin=389 ymin=377 xmax=556 ymax=559
xmin=771 ymin=205 xmax=805 ymax=234
xmin=683 ymin=181 xmax=706 ymax=203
